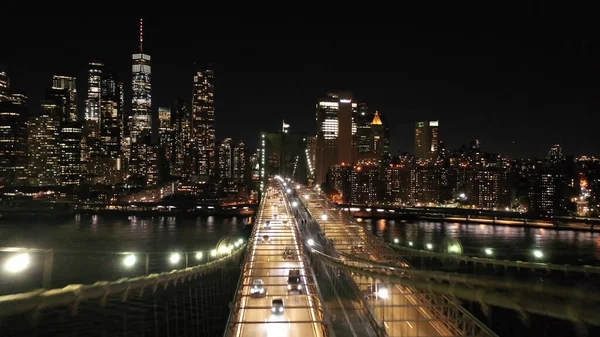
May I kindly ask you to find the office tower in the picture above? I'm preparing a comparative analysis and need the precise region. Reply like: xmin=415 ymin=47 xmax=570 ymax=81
xmin=85 ymin=63 xmax=103 ymax=124
xmin=59 ymin=122 xmax=82 ymax=186
xmin=355 ymin=102 xmax=373 ymax=155
xmin=233 ymin=140 xmax=246 ymax=183
xmin=369 ymin=111 xmax=390 ymax=165
xmin=48 ymin=75 xmax=77 ymax=122
xmin=192 ymin=67 xmax=215 ymax=176
xmin=40 ymin=100 xmax=61 ymax=121
xmin=27 ymin=114 xmax=60 ymax=186
xmin=218 ymin=138 xmax=233 ymax=181
xmin=171 ymin=97 xmax=190 ymax=178
xmin=548 ymin=144 xmax=563 ymax=164
xmin=158 ymin=107 xmax=174 ymax=162
xmin=315 ymin=92 xmax=354 ymax=185
xmin=131 ymin=18 xmax=152 ymax=142
xmin=95 ymin=71 xmax=123 ymax=184
xmin=0 ymin=96 xmax=28 ymax=186
xmin=0 ymin=71 xmax=9 ymax=102
xmin=415 ymin=120 xmax=439 ymax=160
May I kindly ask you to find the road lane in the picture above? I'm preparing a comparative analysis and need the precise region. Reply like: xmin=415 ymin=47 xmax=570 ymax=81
xmin=235 ymin=181 xmax=324 ymax=337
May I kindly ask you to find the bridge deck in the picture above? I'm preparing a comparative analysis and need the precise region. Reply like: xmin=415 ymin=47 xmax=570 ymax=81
xmin=231 ymin=180 xmax=326 ymax=337
xmin=299 ymin=187 xmax=450 ymax=337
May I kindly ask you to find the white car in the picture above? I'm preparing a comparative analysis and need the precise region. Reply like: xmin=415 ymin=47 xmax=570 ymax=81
xmin=250 ymin=279 xmax=266 ymax=297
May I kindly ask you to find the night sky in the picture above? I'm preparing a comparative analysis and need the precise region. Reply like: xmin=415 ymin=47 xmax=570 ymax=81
xmin=1 ymin=17 xmax=598 ymax=158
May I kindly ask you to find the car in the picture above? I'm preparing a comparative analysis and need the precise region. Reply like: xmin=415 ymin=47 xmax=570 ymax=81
xmin=264 ymin=221 xmax=271 ymax=229
xmin=262 ymin=235 xmax=270 ymax=243
xmin=271 ymin=298 xmax=284 ymax=314
xmin=352 ymin=244 xmax=365 ymax=254
xmin=272 ymin=214 xmax=278 ymax=219
xmin=282 ymin=248 xmax=294 ymax=260
xmin=250 ymin=279 xmax=266 ymax=297
xmin=287 ymin=269 xmax=302 ymax=294
xmin=365 ymin=284 xmax=389 ymax=300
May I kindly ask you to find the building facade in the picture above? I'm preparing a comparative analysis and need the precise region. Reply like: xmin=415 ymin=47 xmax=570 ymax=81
xmin=192 ymin=67 xmax=216 ymax=177
xmin=415 ymin=120 xmax=439 ymax=160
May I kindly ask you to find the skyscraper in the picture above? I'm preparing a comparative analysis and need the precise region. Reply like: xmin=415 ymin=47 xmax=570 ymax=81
xmin=233 ymin=140 xmax=246 ymax=183
xmin=415 ymin=120 xmax=439 ymax=160
xmin=48 ymin=75 xmax=77 ymax=123
xmin=315 ymin=92 xmax=355 ymax=184
xmin=100 ymin=71 xmax=121 ymax=157
xmin=85 ymin=63 xmax=102 ymax=124
xmin=59 ymin=122 xmax=82 ymax=186
xmin=158 ymin=106 xmax=174 ymax=175
xmin=0 ymin=96 xmax=28 ymax=186
xmin=171 ymin=97 xmax=190 ymax=178
xmin=131 ymin=18 xmax=152 ymax=142
xmin=0 ymin=71 xmax=9 ymax=102
xmin=192 ymin=67 xmax=215 ymax=176
xmin=27 ymin=114 xmax=60 ymax=186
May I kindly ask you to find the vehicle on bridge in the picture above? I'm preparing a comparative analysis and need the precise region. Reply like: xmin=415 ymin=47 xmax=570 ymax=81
xmin=250 ymin=279 xmax=266 ymax=297
xmin=261 ymin=235 xmax=270 ymax=243
xmin=264 ymin=220 xmax=271 ymax=229
xmin=287 ymin=269 xmax=302 ymax=293
xmin=271 ymin=298 xmax=284 ymax=314
xmin=352 ymin=244 xmax=365 ymax=254
xmin=282 ymin=248 xmax=294 ymax=260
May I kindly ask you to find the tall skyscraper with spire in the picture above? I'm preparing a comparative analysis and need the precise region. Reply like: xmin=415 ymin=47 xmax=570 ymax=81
xmin=131 ymin=18 xmax=152 ymax=142
xmin=192 ymin=66 xmax=215 ymax=177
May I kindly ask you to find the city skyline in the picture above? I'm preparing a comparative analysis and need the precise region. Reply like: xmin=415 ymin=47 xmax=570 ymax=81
xmin=1 ymin=18 xmax=598 ymax=158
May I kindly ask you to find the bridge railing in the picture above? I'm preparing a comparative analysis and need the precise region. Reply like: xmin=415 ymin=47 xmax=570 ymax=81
xmin=0 ymin=244 xmax=246 ymax=317
xmin=0 ymin=244 xmax=243 ymax=296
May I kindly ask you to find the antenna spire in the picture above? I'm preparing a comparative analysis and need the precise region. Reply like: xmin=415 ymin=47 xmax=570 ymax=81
xmin=139 ymin=18 xmax=143 ymax=52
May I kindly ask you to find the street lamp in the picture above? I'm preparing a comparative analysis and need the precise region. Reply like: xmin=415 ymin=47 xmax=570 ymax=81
xmin=393 ymin=238 xmax=399 ymax=244
xmin=169 ymin=253 xmax=181 ymax=264
xmin=210 ymin=249 xmax=217 ymax=257
xmin=286 ymin=189 xmax=292 ymax=194
xmin=238 ymin=239 xmax=243 ymax=244
xmin=408 ymin=241 xmax=413 ymax=247
xmin=484 ymin=248 xmax=493 ymax=256
xmin=304 ymin=195 xmax=310 ymax=200
xmin=426 ymin=243 xmax=433 ymax=250
xmin=321 ymin=214 xmax=328 ymax=221
xmin=292 ymin=201 xmax=298 ymax=208
xmin=533 ymin=250 xmax=544 ymax=259
xmin=4 ymin=253 xmax=30 ymax=273
xmin=307 ymin=238 xmax=315 ymax=246
xmin=123 ymin=254 xmax=136 ymax=267
xmin=196 ymin=252 xmax=203 ymax=260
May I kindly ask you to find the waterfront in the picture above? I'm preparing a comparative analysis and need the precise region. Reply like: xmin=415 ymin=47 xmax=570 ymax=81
xmin=362 ymin=218 xmax=600 ymax=265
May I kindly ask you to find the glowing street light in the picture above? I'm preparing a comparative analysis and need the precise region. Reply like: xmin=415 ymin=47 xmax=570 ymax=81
xmin=286 ymin=188 xmax=292 ymax=194
xmin=4 ymin=253 xmax=30 ymax=273
xmin=533 ymin=250 xmax=544 ymax=259
xmin=196 ymin=252 xmax=203 ymax=260
xmin=484 ymin=248 xmax=493 ymax=256
xmin=210 ymin=249 xmax=217 ymax=257
xmin=123 ymin=254 xmax=136 ymax=267
xmin=307 ymin=238 xmax=315 ymax=246
xmin=321 ymin=214 xmax=328 ymax=221
xmin=426 ymin=243 xmax=433 ymax=250
xmin=292 ymin=201 xmax=298 ymax=208
xmin=377 ymin=288 xmax=389 ymax=300
xmin=304 ymin=195 xmax=310 ymax=200
xmin=393 ymin=238 xmax=399 ymax=244
xmin=449 ymin=244 xmax=461 ymax=253
xmin=296 ymin=185 xmax=301 ymax=189
xmin=169 ymin=253 xmax=181 ymax=264
xmin=238 ymin=239 xmax=243 ymax=244
xmin=408 ymin=241 xmax=413 ymax=247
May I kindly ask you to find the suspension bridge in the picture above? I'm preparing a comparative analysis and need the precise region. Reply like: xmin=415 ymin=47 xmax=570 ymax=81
xmin=0 ymin=177 xmax=599 ymax=336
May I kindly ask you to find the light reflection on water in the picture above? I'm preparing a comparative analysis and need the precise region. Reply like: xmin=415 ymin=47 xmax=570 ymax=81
xmin=0 ymin=215 xmax=251 ymax=253
xmin=365 ymin=219 xmax=600 ymax=265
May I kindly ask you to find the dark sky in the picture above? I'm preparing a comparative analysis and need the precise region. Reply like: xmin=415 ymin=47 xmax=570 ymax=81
xmin=1 ymin=17 xmax=598 ymax=158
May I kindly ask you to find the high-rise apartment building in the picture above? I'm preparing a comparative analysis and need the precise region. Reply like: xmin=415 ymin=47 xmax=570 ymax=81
xmin=415 ymin=120 xmax=439 ymax=160
xmin=48 ymin=75 xmax=77 ymax=122
xmin=218 ymin=138 xmax=233 ymax=181
xmin=0 ymin=71 xmax=9 ymax=102
xmin=0 ymin=96 xmax=28 ymax=186
xmin=315 ymin=92 xmax=355 ymax=184
xmin=59 ymin=122 xmax=82 ymax=186
xmin=27 ymin=114 xmax=60 ymax=186
xmin=233 ymin=140 xmax=246 ymax=183
xmin=171 ymin=97 xmax=190 ymax=178
xmin=85 ymin=63 xmax=102 ymax=124
xmin=192 ymin=67 xmax=215 ymax=176
xmin=131 ymin=19 xmax=152 ymax=142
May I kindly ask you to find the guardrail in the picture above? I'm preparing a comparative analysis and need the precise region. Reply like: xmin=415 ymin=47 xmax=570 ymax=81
xmin=0 ymin=244 xmax=246 ymax=317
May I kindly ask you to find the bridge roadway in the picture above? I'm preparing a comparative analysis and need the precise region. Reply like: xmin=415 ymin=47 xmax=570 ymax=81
xmin=296 ymin=186 xmax=452 ymax=337
xmin=230 ymin=179 xmax=327 ymax=337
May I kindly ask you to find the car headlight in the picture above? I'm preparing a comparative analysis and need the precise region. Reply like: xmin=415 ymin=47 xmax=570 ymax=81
xmin=279 ymin=307 xmax=283 ymax=312
xmin=271 ymin=307 xmax=276 ymax=312
xmin=287 ymin=285 xmax=292 ymax=290
xmin=259 ymin=289 xmax=264 ymax=293
xmin=297 ymin=285 xmax=301 ymax=290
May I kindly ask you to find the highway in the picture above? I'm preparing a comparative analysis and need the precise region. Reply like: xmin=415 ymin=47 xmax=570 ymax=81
xmin=296 ymin=185 xmax=449 ymax=337
xmin=233 ymin=180 xmax=326 ymax=337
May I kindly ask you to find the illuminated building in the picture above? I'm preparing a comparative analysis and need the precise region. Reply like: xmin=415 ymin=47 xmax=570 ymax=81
xmin=329 ymin=164 xmax=383 ymax=204
xmin=158 ymin=106 xmax=174 ymax=173
xmin=233 ymin=140 xmax=246 ymax=183
xmin=171 ymin=97 xmax=190 ymax=178
xmin=192 ymin=67 xmax=215 ymax=176
xmin=357 ymin=110 xmax=390 ymax=165
xmin=27 ymin=114 xmax=59 ymax=186
xmin=94 ymin=71 xmax=123 ymax=184
xmin=128 ymin=132 xmax=159 ymax=186
xmin=0 ymin=71 xmax=9 ymax=102
xmin=466 ymin=169 xmax=511 ymax=210
xmin=409 ymin=167 xmax=441 ymax=204
xmin=547 ymin=144 xmax=563 ymax=164
xmin=355 ymin=102 xmax=373 ymax=156
xmin=218 ymin=138 xmax=233 ymax=181
xmin=315 ymin=92 xmax=355 ymax=184
xmin=415 ymin=120 xmax=439 ymax=160
xmin=385 ymin=165 xmax=411 ymax=204
xmin=47 ymin=75 xmax=77 ymax=122
xmin=85 ymin=62 xmax=102 ymax=124
xmin=0 ymin=97 xmax=28 ymax=186
xmin=131 ymin=18 xmax=152 ymax=142
xmin=59 ymin=122 xmax=82 ymax=186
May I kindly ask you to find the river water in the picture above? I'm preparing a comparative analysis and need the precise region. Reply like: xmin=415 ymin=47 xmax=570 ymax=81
xmin=362 ymin=218 xmax=600 ymax=265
